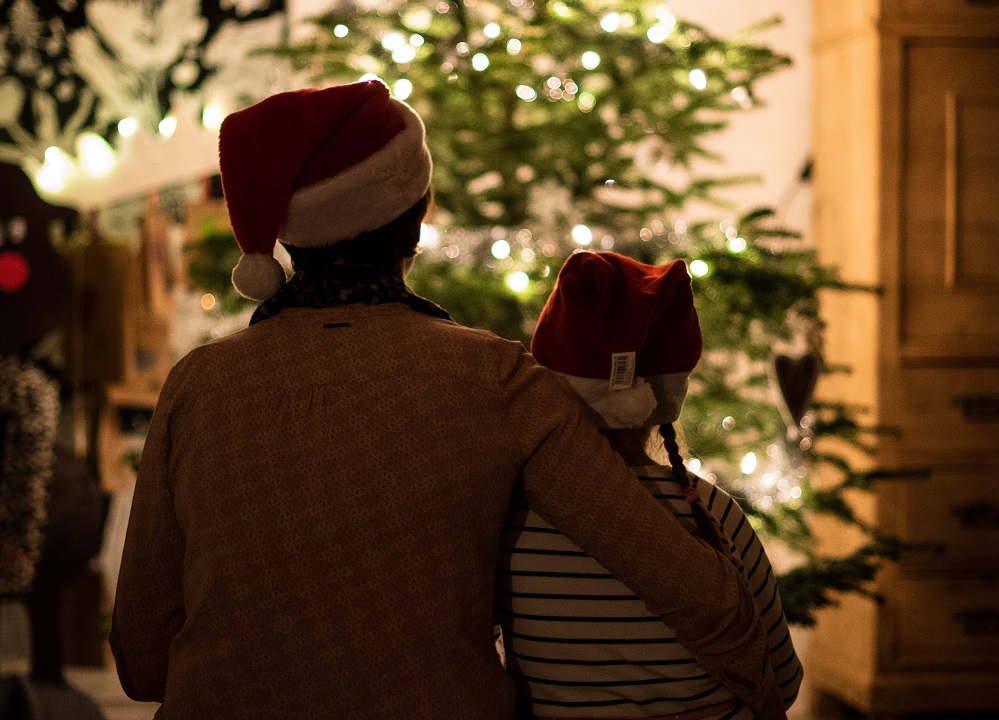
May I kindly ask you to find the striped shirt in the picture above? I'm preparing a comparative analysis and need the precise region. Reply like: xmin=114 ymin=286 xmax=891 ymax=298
xmin=497 ymin=464 xmax=802 ymax=719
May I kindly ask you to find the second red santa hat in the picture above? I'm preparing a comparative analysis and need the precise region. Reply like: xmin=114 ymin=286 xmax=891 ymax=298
xmin=532 ymin=251 xmax=703 ymax=428
xmin=219 ymin=80 xmax=433 ymax=301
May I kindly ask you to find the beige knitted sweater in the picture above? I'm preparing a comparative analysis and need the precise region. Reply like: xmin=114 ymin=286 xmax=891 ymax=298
xmin=110 ymin=304 xmax=783 ymax=720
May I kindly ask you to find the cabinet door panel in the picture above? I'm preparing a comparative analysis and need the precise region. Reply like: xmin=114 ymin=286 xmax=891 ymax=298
xmin=895 ymin=572 xmax=999 ymax=669
xmin=902 ymin=42 xmax=999 ymax=362
xmin=901 ymin=471 xmax=999 ymax=561
xmin=901 ymin=0 xmax=999 ymax=20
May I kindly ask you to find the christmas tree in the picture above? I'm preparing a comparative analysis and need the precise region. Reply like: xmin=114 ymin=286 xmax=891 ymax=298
xmin=186 ymin=0 xmax=929 ymax=624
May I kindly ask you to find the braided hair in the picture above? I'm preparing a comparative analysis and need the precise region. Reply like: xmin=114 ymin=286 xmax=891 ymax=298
xmin=658 ymin=423 xmax=739 ymax=564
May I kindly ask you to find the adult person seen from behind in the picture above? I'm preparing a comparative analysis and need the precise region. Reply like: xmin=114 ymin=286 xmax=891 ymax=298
xmin=497 ymin=252 xmax=802 ymax=719
xmin=110 ymin=81 xmax=786 ymax=720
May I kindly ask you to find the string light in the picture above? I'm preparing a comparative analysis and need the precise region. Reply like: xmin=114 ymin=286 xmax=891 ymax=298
xmin=36 ymin=146 xmax=72 ymax=192
xmin=158 ymin=116 xmax=177 ymax=137
xmin=491 ymin=239 xmax=511 ymax=259
xmin=689 ymin=69 xmax=707 ymax=90
xmin=484 ymin=22 xmax=501 ymax=39
xmin=409 ymin=34 xmax=425 ymax=47
xmin=741 ymin=452 xmax=758 ymax=475
xmin=726 ymin=236 xmax=747 ymax=253
xmin=472 ymin=53 xmax=490 ymax=71
xmin=571 ymin=224 xmax=593 ymax=246
xmin=381 ymin=32 xmax=406 ymax=51
xmin=689 ymin=259 xmax=710 ymax=277
xmin=200 ymin=293 xmax=216 ymax=311
xmin=516 ymin=85 xmax=537 ymax=101
xmin=333 ymin=24 xmax=349 ymax=38
xmin=202 ymin=103 xmax=224 ymax=130
xmin=117 ymin=117 xmax=138 ymax=138
xmin=578 ymin=92 xmax=595 ymax=111
xmin=76 ymin=133 xmax=115 ymax=176
xmin=600 ymin=13 xmax=621 ymax=32
xmin=647 ymin=16 xmax=676 ymax=43
xmin=506 ymin=271 xmax=530 ymax=292
xmin=581 ymin=51 xmax=600 ymax=69
xmin=419 ymin=223 xmax=440 ymax=248
xmin=393 ymin=78 xmax=413 ymax=100
xmin=392 ymin=45 xmax=417 ymax=63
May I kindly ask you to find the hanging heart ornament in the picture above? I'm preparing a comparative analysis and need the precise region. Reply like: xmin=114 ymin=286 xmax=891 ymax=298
xmin=771 ymin=352 xmax=822 ymax=429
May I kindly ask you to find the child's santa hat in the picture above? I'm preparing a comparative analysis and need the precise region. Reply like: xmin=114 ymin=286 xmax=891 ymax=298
xmin=532 ymin=251 xmax=702 ymax=429
xmin=218 ymin=80 xmax=433 ymax=301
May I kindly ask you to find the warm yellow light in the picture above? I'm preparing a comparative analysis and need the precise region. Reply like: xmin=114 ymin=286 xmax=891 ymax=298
xmin=393 ymin=78 xmax=413 ymax=100
xmin=392 ymin=45 xmax=417 ymax=64
xmin=726 ymin=236 xmax=747 ymax=253
xmin=484 ymin=22 xmax=501 ymax=39
xmin=515 ymin=85 xmax=537 ymax=101
xmin=200 ymin=293 xmax=216 ymax=311
xmin=507 ymin=38 xmax=522 ymax=54
xmin=381 ymin=32 xmax=406 ymax=51
xmin=158 ymin=116 xmax=177 ymax=137
xmin=689 ymin=259 xmax=710 ymax=277
xmin=506 ymin=271 xmax=530 ymax=293
xmin=77 ymin=133 xmax=115 ymax=176
xmin=600 ymin=12 xmax=621 ymax=32
xmin=741 ymin=452 xmax=758 ymax=475
xmin=334 ymin=24 xmax=349 ymax=38
xmin=689 ymin=68 xmax=707 ymax=90
xmin=581 ymin=51 xmax=600 ymax=70
xmin=419 ymin=223 xmax=440 ymax=248
xmin=571 ymin=224 xmax=593 ymax=246
xmin=472 ymin=53 xmax=489 ymax=71
xmin=117 ymin=117 xmax=138 ymax=137
xmin=36 ymin=146 xmax=72 ymax=192
xmin=491 ymin=239 xmax=511 ymax=259
xmin=202 ymin=103 xmax=224 ymax=130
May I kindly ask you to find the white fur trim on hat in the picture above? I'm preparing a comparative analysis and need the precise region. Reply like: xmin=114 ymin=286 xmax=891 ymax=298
xmin=561 ymin=375 xmax=658 ymax=429
xmin=232 ymin=252 xmax=287 ymax=301
xmin=559 ymin=371 xmax=691 ymax=429
xmin=280 ymin=99 xmax=432 ymax=248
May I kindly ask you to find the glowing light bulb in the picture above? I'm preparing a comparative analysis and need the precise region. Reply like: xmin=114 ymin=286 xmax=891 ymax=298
xmin=571 ymin=224 xmax=593 ymax=246
xmin=689 ymin=68 xmax=707 ymax=90
xmin=581 ymin=51 xmax=600 ymax=70
xmin=77 ymin=133 xmax=115 ymax=176
xmin=36 ymin=146 xmax=72 ymax=192
xmin=394 ymin=79 xmax=413 ymax=100
xmin=381 ymin=32 xmax=406 ymax=51
xmin=491 ymin=239 xmax=511 ymax=259
xmin=506 ymin=271 xmax=530 ymax=292
xmin=409 ymin=34 xmax=425 ymax=47
xmin=726 ymin=236 xmax=747 ymax=253
xmin=688 ymin=458 xmax=702 ymax=472
xmin=600 ymin=13 xmax=621 ymax=32
xmin=689 ymin=259 xmax=709 ymax=277
xmin=419 ymin=223 xmax=440 ymax=248
xmin=647 ymin=16 xmax=677 ymax=43
xmin=516 ymin=85 xmax=537 ymax=101
xmin=552 ymin=2 xmax=570 ymax=17
xmin=200 ymin=293 xmax=216 ymax=311
xmin=484 ymin=22 xmax=500 ymax=39
xmin=741 ymin=452 xmax=758 ymax=475
xmin=578 ymin=92 xmax=596 ymax=111
xmin=732 ymin=86 xmax=749 ymax=103
xmin=472 ymin=53 xmax=489 ymax=71
xmin=158 ymin=116 xmax=177 ymax=137
xmin=334 ymin=24 xmax=349 ymax=38
xmin=507 ymin=38 xmax=522 ymax=54
xmin=393 ymin=45 xmax=417 ymax=63
xmin=117 ymin=117 xmax=138 ymax=137
xmin=202 ymin=103 xmax=224 ymax=130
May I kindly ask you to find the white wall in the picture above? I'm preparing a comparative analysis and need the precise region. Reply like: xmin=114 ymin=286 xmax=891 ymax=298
xmin=670 ymin=0 xmax=812 ymax=235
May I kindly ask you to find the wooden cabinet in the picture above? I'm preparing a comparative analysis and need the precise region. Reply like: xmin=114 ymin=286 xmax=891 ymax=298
xmin=811 ymin=1 xmax=999 ymax=717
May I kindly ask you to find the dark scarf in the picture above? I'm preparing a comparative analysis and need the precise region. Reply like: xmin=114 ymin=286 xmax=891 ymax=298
xmin=249 ymin=259 xmax=451 ymax=326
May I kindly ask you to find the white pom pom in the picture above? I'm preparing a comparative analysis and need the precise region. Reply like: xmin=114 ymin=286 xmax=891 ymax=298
xmin=231 ymin=253 xmax=286 ymax=301
xmin=588 ymin=377 xmax=658 ymax=429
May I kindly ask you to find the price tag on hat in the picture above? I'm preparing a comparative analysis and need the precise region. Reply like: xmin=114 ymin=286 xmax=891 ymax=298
xmin=609 ymin=351 xmax=636 ymax=391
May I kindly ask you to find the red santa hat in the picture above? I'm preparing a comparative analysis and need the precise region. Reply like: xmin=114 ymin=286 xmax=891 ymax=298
xmin=218 ymin=80 xmax=433 ymax=300
xmin=532 ymin=251 xmax=702 ymax=429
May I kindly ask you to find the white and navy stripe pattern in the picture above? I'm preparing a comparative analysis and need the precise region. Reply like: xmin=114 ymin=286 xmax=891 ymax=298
xmin=497 ymin=465 xmax=802 ymax=719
